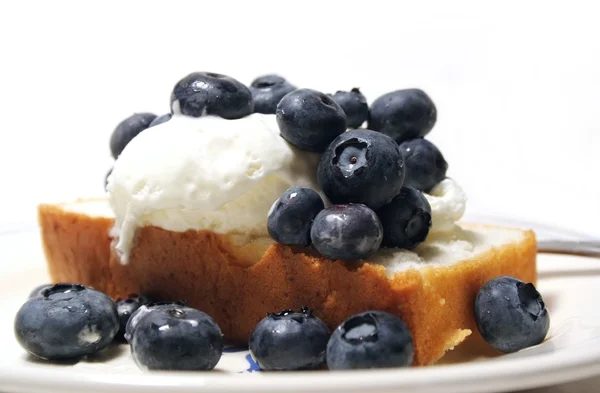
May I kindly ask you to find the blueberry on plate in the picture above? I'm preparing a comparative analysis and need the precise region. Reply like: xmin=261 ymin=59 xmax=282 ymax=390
xmin=276 ymin=88 xmax=347 ymax=152
xmin=326 ymin=310 xmax=414 ymax=370
xmin=14 ymin=283 xmax=119 ymax=360
xmin=170 ymin=72 xmax=253 ymax=119
xmin=399 ymin=138 xmax=448 ymax=192
xmin=114 ymin=294 xmax=151 ymax=343
xmin=249 ymin=308 xmax=329 ymax=370
xmin=368 ymin=89 xmax=437 ymax=144
xmin=377 ymin=187 xmax=432 ymax=249
xmin=148 ymin=113 xmax=172 ymax=128
xmin=28 ymin=284 xmax=52 ymax=299
xmin=267 ymin=187 xmax=325 ymax=246
xmin=109 ymin=112 xmax=157 ymax=158
xmin=124 ymin=301 xmax=186 ymax=343
xmin=129 ymin=304 xmax=223 ymax=371
xmin=330 ymin=88 xmax=368 ymax=129
xmin=317 ymin=129 xmax=405 ymax=210
xmin=474 ymin=276 xmax=550 ymax=353
xmin=250 ymin=74 xmax=297 ymax=114
xmin=311 ymin=204 xmax=383 ymax=260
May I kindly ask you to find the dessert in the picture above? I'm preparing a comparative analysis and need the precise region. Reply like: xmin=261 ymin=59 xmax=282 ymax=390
xmin=30 ymin=72 xmax=543 ymax=368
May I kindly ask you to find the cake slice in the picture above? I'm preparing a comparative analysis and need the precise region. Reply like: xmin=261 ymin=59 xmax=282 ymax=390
xmin=38 ymin=199 xmax=536 ymax=366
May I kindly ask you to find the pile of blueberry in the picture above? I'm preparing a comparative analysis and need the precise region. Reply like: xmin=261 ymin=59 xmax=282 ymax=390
xmin=14 ymin=276 xmax=549 ymax=370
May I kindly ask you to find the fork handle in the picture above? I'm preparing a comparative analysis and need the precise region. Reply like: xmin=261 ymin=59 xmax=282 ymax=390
xmin=537 ymin=240 xmax=600 ymax=257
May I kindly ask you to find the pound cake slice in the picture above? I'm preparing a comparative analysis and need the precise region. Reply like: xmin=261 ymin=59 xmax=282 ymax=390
xmin=38 ymin=199 xmax=536 ymax=366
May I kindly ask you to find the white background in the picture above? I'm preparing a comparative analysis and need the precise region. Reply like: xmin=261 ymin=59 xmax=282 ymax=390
xmin=0 ymin=0 xmax=598 ymax=237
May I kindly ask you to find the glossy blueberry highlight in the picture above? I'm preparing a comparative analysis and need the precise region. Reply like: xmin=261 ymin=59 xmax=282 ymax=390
xmin=368 ymin=89 xmax=437 ymax=144
xmin=268 ymin=187 xmax=325 ymax=246
xmin=114 ymin=294 xmax=151 ymax=343
xmin=310 ymin=204 xmax=383 ymax=260
xmin=250 ymin=74 xmax=297 ymax=114
xmin=124 ymin=301 xmax=186 ymax=343
xmin=249 ymin=308 xmax=330 ymax=370
xmin=109 ymin=112 xmax=157 ymax=158
xmin=330 ymin=88 xmax=368 ymax=129
xmin=276 ymin=88 xmax=347 ymax=152
xmin=377 ymin=187 xmax=432 ymax=249
xmin=317 ymin=129 xmax=405 ymax=210
xmin=326 ymin=311 xmax=414 ymax=370
xmin=130 ymin=305 xmax=223 ymax=370
xmin=170 ymin=72 xmax=253 ymax=119
xmin=14 ymin=283 xmax=119 ymax=360
xmin=474 ymin=276 xmax=550 ymax=353
xmin=399 ymin=138 xmax=448 ymax=192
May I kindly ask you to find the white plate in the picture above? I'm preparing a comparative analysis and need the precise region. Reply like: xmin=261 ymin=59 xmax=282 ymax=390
xmin=1 ymin=226 xmax=600 ymax=393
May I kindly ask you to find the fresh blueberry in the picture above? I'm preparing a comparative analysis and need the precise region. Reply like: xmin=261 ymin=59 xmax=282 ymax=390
xmin=14 ymin=283 xmax=119 ymax=360
xmin=377 ymin=187 xmax=432 ymax=249
xmin=276 ymin=88 xmax=347 ymax=152
xmin=124 ymin=301 xmax=186 ymax=343
xmin=109 ymin=112 xmax=157 ymax=158
xmin=368 ymin=89 xmax=437 ymax=143
xmin=326 ymin=311 xmax=414 ymax=370
xmin=317 ymin=129 xmax=405 ymax=210
xmin=249 ymin=308 xmax=329 ymax=370
xmin=170 ymin=72 xmax=253 ymax=119
xmin=250 ymin=74 xmax=297 ymax=114
xmin=267 ymin=187 xmax=325 ymax=246
xmin=399 ymin=138 xmax=448 ymax=192
xmin=28 ymin=284 xmax=52 ymax=299
xmin=330 ymin=88 xmax=368 ymax=129
xmin=114 ymin=294 xmax=151 ymax=343
xmin=104 ymin=167 xmax=112 ymax=191
xmin=148 ymin=113 xmax=172 ymax=128
xmin=474 ymin=276 xmax=550 ymax=353
xmin=310 ymin=204 xmax=383 ymax=260
xmin=130 ymin=305 xmax=223 ymax=371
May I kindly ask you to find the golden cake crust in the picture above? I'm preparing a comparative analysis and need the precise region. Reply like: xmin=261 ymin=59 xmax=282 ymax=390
xmin=38 ymin=202 xmax=537 ymax=366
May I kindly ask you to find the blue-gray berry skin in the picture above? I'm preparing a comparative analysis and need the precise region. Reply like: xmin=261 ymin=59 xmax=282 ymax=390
xmin=124 ymin=301 xmax=186 ymax=343
xmin=130 ymin=305 xmax=223 ymax=371
xmin=368 ymin=89 xmax=437 ymax=144
xmin=326 ymin=311 xmax=414 ymax=370
xmin=276 ymin=89 xmax=347 ymax=152
xmin=399 ymin=138 xmax=448 ymax=192
xmin=28 ymin=284 xmax=52 ymax=299
xmin=250 ymin=74 xmax=297 ymax=114
xmin=148 ymin=113 xmax=172 ymax=128
xmin=267 ymin=187 xmax=325 ymax=246
xmin=310 ymin=204 xmax=383 ymax=260
xmin=474 ymin=276 xmax=550 ymax=354
xmin=317 ymin=129 xmax=405 ymax=210
xmin=170 ymin=72 xmax=253 ymax=119
xmin=14 ymin=284 xmax=119 ymax=360
xmin=377 ymin=187 xmax=432 ymax=249
xmin=249 ymin=308 xmax=329 ymax=370
xmin=114 ymin=295 xmax=150 ymax=343
xmin=330 ymin=88 xmax=368 ymax=129
xmin=109 ymin=113 xmax=157 ymax=158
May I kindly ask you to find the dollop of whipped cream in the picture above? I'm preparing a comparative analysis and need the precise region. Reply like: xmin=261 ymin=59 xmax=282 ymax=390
xmin=107 ymin=114 xmax=319 ymax=263
xmin=423 ymin=178 xmax=467 ymax=233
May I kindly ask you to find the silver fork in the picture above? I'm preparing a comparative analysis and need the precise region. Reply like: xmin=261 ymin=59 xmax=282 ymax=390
xmin=538 ymin=240 xmax=600 ymax=257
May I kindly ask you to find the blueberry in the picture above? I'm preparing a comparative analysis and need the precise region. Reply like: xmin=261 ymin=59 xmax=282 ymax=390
xmin=330 ymin=88 xmax=368 ymax=129
xmin=28 ymin=284 xmax=52 ymax=299
xmin=317 ymin=129 xmax=405 ymax=210
xmin=250 ymin=74 xmax=297 ymax=114
xmin=368 ymin=89 xmax=437 ymax=144
xmin=114 ymin=294 xmax=150 ymax=343
xmin=14 ymin=283 xmax=119 ymax=360
xmin=124 ymin=301 xmax=186 ymax=343
xmin=109 ymin=113 xmax=157 ymax=158
xmin=377 ymin=187 xmax=432 ymax=249
xmin=148 ymin=113 xmax=172 ymax=128
xmin=310 ymin=204 xmax=383 ymax=260
xmin=170 ymin=72 xmax=253 ymax=119
xmin=276 ymin=89 xmax=347 ymax=152
xmin=474 ymin=276 xmax=550 ymax=353
xmin=104 ymin=167 xmax=112 ymax=191
xmin=267 ymin=187 xmax=325 ymax=246
xmin=130 ymin=305 xmax=223 ymax=371
xmin=249 ymin=308 xmax=329 ymax=370
xmin=399 ymin=138 xmax=448 ymax=192
xmin=326 ymin=311 xmax=414 ymax=370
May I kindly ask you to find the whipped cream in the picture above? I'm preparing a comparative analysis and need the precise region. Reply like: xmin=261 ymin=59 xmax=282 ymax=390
xmin=107 ymin=114 xmax=320 ymax=263
xmin=424 ymin=178 xmax=467 ymax=233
